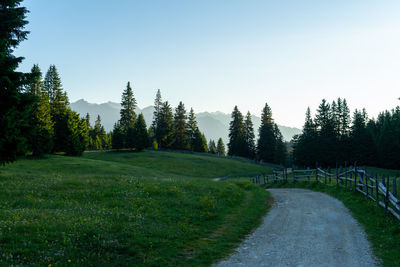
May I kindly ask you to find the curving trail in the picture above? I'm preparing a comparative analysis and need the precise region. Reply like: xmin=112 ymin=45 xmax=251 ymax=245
xmin=215 ymin=188 xmax=377 ymax=267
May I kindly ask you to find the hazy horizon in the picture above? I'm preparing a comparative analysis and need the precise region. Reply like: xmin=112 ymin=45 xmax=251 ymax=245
xmin=16 ymin=0 xmax=400 ymax=128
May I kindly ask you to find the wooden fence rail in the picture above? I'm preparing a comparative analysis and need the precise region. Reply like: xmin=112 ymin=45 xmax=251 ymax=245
xmin=249 ymin=166 xmax=400 ymax=222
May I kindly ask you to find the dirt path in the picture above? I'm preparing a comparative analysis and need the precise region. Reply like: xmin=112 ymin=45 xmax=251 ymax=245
xmin=215 ymin=188 xmax=377 ymax=267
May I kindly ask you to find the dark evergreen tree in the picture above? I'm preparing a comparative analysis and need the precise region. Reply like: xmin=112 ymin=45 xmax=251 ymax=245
xmin=0 ymin=0 xmax=35 ymax=164
xmin=157 ymin=101 xmax=174 ymax=148
xmin=187 ymin=108 xmax=198 ymax=150
xmin=132 ymin=113 xmax=149 ymax=151
xmin=27 ymin=65 xmax=54 ymax=156
xmin=257 ymin=103 xmax=276 ymax=163
xmin=43 ymin=65 xmax=69 ymax=152
xmin=228 ymin=106 xmax=246 ymax=157
xmin=217 ymin=138 xmax=226 ymax=156
xmin=244 ymin=111 xmax=256 ymax=159
xmin=273 ymin=124 xmax=286 ymax=164
xmin=293 ymin=107 xmax=317 ymax=166
xmin=152 ymin=89 xmax=162 ymax=144
xmin=350 ymin=109 xmax=375 ymax=165
xmin=173 ymin=101 xmax=189 ymax=150
xmin=111 ymin=122 xmax=124 ymax=150
xmin=192 ymin=128 xmax=208 ymax=152
xmin=208 ymin=140 xmax=217 ymax=154
xmin=64 ymin=109 xmax=88 ymax=156
xmin=119 ymin=81 xmax=137 ymax=133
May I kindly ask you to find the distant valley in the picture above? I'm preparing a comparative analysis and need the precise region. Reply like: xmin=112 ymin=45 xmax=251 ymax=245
xmin=70 ymin=99 xmax=301 ymax=144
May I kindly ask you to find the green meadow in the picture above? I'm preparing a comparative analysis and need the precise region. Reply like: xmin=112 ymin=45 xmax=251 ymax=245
xmin=0 ymin=150 xmax=272 ymax=266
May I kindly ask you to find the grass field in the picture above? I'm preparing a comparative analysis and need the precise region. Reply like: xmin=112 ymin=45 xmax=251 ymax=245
xmin=266 ymin=181 xmax=400 ymax=267
xmin=0 ymin=150 xmax=272 ymax=266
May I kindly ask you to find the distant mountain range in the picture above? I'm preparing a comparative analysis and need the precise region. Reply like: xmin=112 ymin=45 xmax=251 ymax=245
xmin=70 ymin=99 xmax=301 ymax=144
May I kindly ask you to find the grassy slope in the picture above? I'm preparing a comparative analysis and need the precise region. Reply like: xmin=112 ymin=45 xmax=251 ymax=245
xmin=266 ymin=181 xmax=400 ymax=267
xmin=0 ymin=151 xmax=271 ymax=266
xmin=82 ymin=150 xmax=273 ymax=179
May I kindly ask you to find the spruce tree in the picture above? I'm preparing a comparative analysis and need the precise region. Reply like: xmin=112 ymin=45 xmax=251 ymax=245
xmin=64 ymin=109 xmax=88 ymax=156
xmin=0 ymin=0 xmax=35 ymax=164
xmin=43 ymin=65 xmax=69 ymax=152
xmin=27 ymin=65 xmax=54 ymax=156
xmin=217 ymin=138 xmax=226 ymax=156
xmin=208 ymin=140 xmax=217 ymax=154
xmin=112 ymin=122 xmax=124 ymax=150
xmin=187 ymin=108 xmax=198 ymax=150
xmin=157 ymin=101 xmax=174 ymax=148
xmin=257 ymin=103 xmax=276 ymax=163
xmin=273 ymin=124 xmax=286 ymax=164
xmin=228 ymin=106 xmax=245 ymax=157
xmin=244 ymin=111 xmax=256 ymax=159
xmin=119 ymin=81 xmax=137 ymax=133
xmin=293 ymin=107 xmax=317 ymax=166
xmin=192 ymin=128 xmax=208 ymax=152
xmin=173 ymin=101 xmax=189 ymax=150
xmin=152 ymin=89 xmax=162 ymax=144
xmin=133 ymin=113 xmax=149 ymax=151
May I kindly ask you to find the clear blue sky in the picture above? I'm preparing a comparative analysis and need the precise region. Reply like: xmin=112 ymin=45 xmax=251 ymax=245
xmin=16 ymin=0 xmax=400 ymax=128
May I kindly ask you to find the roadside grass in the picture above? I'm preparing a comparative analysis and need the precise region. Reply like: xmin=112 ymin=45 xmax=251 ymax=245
xmin=82 ymin=150 xmax=273 ymax=179
xmin=0 ymin=152 xmax=271 ymax=266
xmin=265 ymin=181 xmax=400 ymax=267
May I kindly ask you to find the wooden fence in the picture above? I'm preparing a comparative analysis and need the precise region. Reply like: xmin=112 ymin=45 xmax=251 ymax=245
xmin=250 ymin=166 xmax=400 ymax=221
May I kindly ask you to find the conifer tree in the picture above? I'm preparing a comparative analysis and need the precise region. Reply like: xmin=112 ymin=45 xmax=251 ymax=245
xmin=217 ymin=138 xmax=226 ymax=156
xmin=273 ymin=124 xmax=286 ymax=164
xmin=27 ymin=65 xmax=54 ymax=156
xmin=64 ymin=109 xmax=88 ymax=156
xmin=119 ymin=81 xmax=137 ymax=134
xmin=112 ymin=122 xmax=124 ymax=150
xmin=208 ymin=140 xmax=217 ymax=154
xmin=293 ymin=107 xmax=317 ymax=166
xmin=133 ymin=113 xmax=149 ymax=151
xmin=152 ymin=89 xmax=162 ymax=144
xmin=228 ymin=106 xmax=246 ymax=157
xmin=187 ymin=108 xmax=198 ymax=150
xmin=192 ymin=128 xmax=208 ymax=152
xmin=0 ymin=0 xmax=35 ymax=164
xmin=173 ymin=101 xmax=189 ymax=150
xmin=43 ymin=65 xmax=69 ymax=152
xmin=157 ymin=101 xmax=174 ymax=148
xmin=257 ymin=103 xmax=276 ymax=162
xmin=85 ymin=113 xmax=91 ymax=132
xmin=244 ymin=111 xmax=256 ymax=159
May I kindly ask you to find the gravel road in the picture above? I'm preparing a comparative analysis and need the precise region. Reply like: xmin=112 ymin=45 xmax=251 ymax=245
xmin=215 ymin=188 xmax=377 ymax=267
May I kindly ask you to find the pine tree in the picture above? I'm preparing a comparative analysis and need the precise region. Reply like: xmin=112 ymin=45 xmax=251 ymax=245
xmin=173 ymin=101 xmax=189 ymax=150
xmin=119 ymin=82 xmax=137 ymax=134
xmin=133 ymin=113 xmax=149 ymax=151
xmin=152 ymin=89 xmax=162 ymax=144
xmin=293 ymin=107 xmax=317 ymax=166
xmin=43 ymin=65 xmax=69 ymax=152
xmin=192 ymin=128 xmax=208 ymax=152
xmin=157 ymin=101 xmax=174 ymax=148
xmin=112 ymin=122 xmax=124 ymax=150
xmin=257 ymin=103 xmax=276 ymax=163
xmin=273 ymin=124 xmax=286 ymax=164
xmin=0 ymin=0 xmax=35 ymax=164
xmin=27 ymin=65 xmax=54 ymax=156
xmin=64 ymin=109 xmax=88 ymax=156
xmin=244 ymin=111 xmax=256 ymax=159
xmin=85 ymin=113 xmax=91 ymax=132
xmin=217 ymin=138 xmax=226 ymax=156
xmin=228 ymin=106 xmax=245 ymax=157
xmin=208 ymin=140 xmax=217 ymax=154
xmin=187 ymin=108 xmax=198 ymax=150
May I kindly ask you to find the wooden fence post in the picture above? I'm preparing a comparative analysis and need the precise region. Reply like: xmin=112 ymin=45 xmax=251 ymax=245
xmin=385 ymin=175 xmax=390 ymax=215
xmin=328 ymin=167 xmax=331 ymax=184
xmin=393 ymin=178 xmax=397 ymax=199
xmin=307 ymin=167 xmax=310 ymax=183
xmin=354 ymin=164 xmax=357 ymax=192
xmin=375 ymin=174 xmax=379 ymax=205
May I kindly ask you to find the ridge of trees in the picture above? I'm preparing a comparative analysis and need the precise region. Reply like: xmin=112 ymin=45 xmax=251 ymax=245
xmin=227 ymin=103 xmax=286 ymax=164
xmin=293 ymin=98 xmax=400 ymax=169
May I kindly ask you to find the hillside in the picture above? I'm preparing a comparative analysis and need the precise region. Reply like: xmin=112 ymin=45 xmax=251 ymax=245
xmin=70 ymin=99 xmax=302 ymax=143
xmin=0 ymin=150 xmax=271 ymax=266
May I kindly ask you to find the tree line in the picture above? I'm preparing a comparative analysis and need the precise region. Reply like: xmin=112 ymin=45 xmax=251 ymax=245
xmin=227 ymin=103 xmax=286 ymax=164
xmin=293 ymin=98 xmax=400 ymax=169
xmin=111 ymin=86 xmax=226 ymax=155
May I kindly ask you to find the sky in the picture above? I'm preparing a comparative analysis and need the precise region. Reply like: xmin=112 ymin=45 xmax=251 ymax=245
xmin=16 ymin=0 xmax=400 ymax=128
